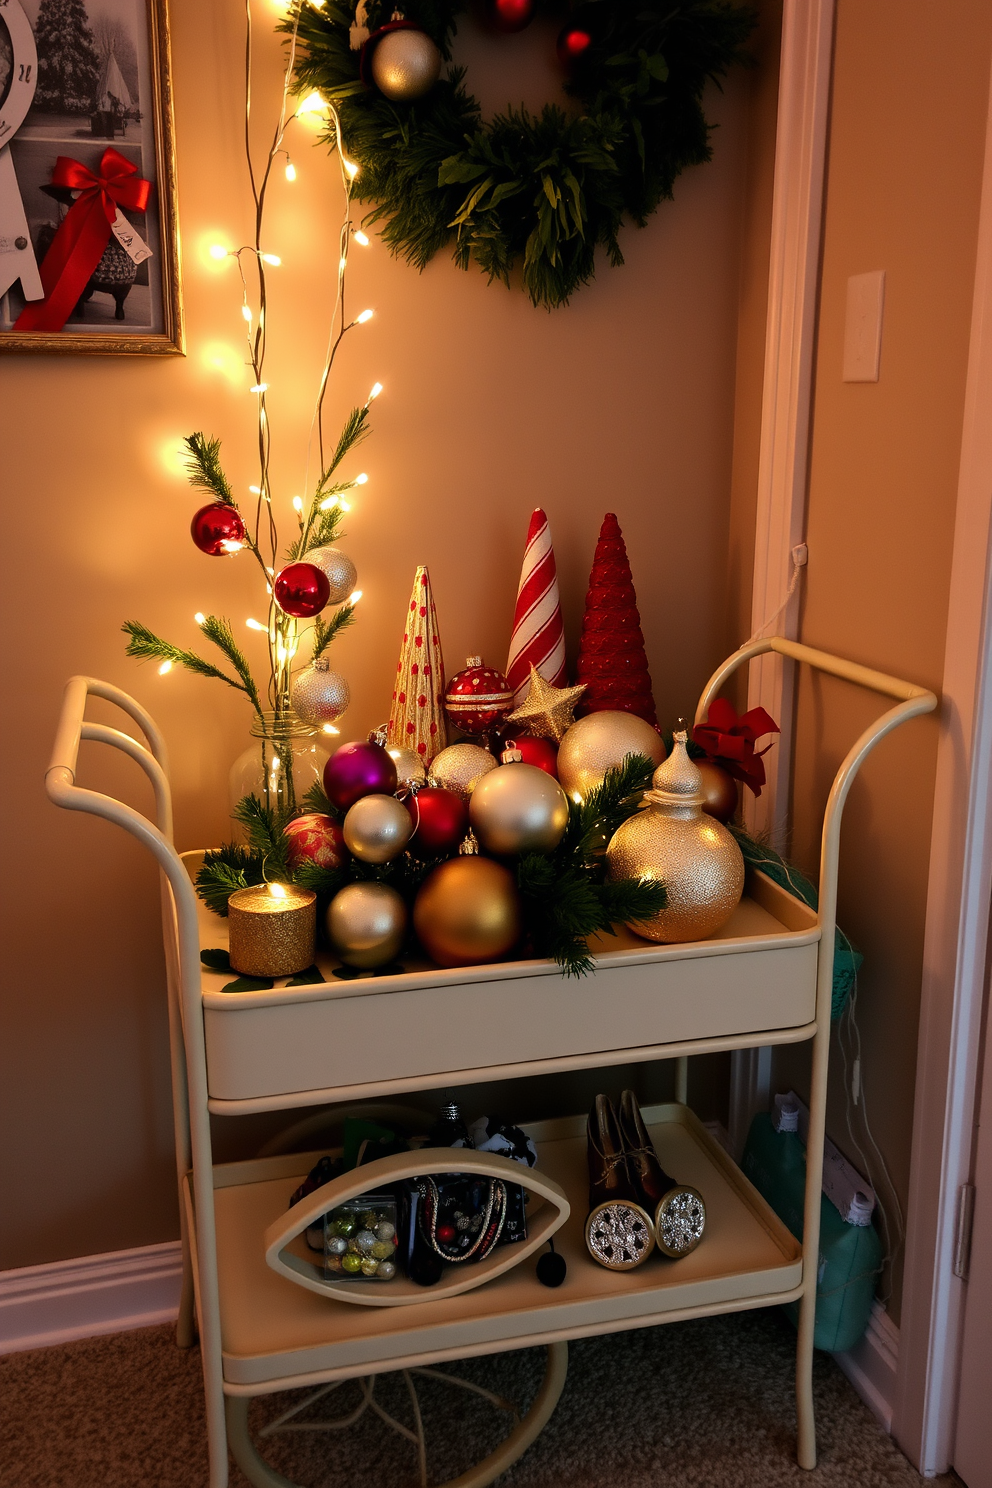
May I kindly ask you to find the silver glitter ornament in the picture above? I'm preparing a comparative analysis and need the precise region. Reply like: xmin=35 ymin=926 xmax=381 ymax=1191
xmin=585 ymin=1200 xmax=656 ymax=1270
xmin=291 ymin=657 xmax=351 ymax=727
xmin=305 ymin=545 xmax=358 ymax=605
xmin=655 ymin=1185 xmax=706 ymax=1257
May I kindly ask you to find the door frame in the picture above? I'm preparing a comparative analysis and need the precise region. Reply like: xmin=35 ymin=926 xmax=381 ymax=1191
xmin=891 ymin=42 xmax=992 ymax=1477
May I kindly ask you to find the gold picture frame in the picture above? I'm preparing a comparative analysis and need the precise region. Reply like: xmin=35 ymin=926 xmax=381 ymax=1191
xmin=0 ymin=0 xmax=183 ymax=355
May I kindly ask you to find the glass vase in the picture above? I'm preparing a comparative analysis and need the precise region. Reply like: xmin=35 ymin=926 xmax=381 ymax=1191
xmin=229 ymin=712 xmax=331 ymax=823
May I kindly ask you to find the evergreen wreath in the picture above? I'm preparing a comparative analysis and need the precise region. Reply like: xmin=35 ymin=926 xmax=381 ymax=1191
xmin=289 ymin=0 xmax=755 ymax=308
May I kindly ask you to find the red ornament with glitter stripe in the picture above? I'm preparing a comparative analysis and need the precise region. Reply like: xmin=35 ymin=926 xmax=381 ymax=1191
xmin=444 ymin=656 xmax=513 ymax=737
xmin=386 ymin=565 xmax=448 ymax=763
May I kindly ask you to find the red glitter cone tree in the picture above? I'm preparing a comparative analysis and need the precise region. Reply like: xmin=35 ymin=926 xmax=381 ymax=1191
xmin=575 ymin=513 xmax=658 ymax=725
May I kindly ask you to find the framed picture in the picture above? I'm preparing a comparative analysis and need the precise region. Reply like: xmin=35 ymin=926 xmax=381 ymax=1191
xmin=0 ymin=0 xmax=182 ymax=354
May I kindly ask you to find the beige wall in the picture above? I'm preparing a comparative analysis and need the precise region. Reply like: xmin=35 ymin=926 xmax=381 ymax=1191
xmin=0 ymin=3 xmax=771 ymax=1266
xmin=772 ymin=0 xmax=992 ymax=1323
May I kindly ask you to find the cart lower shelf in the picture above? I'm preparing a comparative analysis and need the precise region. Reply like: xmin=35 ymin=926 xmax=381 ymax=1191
xmin=188 ymin=1103 xmax=803 ymax=1395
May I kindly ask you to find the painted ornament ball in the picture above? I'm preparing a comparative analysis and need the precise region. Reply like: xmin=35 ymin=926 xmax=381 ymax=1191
xmin=557 ymin=710 xmax=665 ymax=801
xmin=444 ymin=657 xmax=513 ymax=737
xmin=190 ymin=502 xmax=246 ymax=556
xmin=327 ymin=882 xmax=407 ymax=969
xmin=273 ymin=562 xmax=331 ymax=619
xmin=343 ymin=793 xmax=413 ymax=865
xmin=370 ymin=24 xmax=442 ymax=101
xmin=469 ymin=763 xmax=569 ymax=856
xmin=405 ymin=786 xmax=468 ymax=858
xmin=413 ymin=857 xmax=521 ymax=968
xmin=323 ymin=740 xmax=398 ymax=812
xmin=283 ymin=813 xmax=346 ymax=871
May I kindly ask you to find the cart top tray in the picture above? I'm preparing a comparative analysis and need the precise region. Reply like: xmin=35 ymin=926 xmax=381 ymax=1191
xmin=193 ymin=864 xmax=821 ymax=1109
xmin=205 ymin=1103 xmax=803 ymax=1391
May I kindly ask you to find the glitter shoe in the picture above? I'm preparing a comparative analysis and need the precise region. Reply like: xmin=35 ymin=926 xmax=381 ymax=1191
xmin=617 ymin=1089 xmax=706 ymax=1259
xmin=584 ymin=1094 xmax=656 ymax=1270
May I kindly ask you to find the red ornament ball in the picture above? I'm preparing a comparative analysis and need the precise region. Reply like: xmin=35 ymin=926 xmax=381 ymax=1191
xmin=556 ymin=23 xmax=592 ymax=62
xmin=503 ymin=733 xmax=559 ymax=777
xmin=697 ymin=760 xmax=739 ymax=824
xmin=436 ymin=1223 xmax=457 ymax=1244
xmin=444 ymin=656 xmax=513 ymax=737
xmin=190 ymin=503 xmax=246 ymax=556
xmin=283 ymin=813 xmax=347 ymax=870
xmin=405 ymin=787 xmax=468 ymax=858
xmin=489 ymin=0 xmax=534 ymax=30
xmin=273 ymin=562 xmax=331 ymax=618
xmin=323 ymin=741 xmax=398 ymax=812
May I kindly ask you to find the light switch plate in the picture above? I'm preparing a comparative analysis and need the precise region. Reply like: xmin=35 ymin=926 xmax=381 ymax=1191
xmin=843 ymin=270 xmax=885 ymax=382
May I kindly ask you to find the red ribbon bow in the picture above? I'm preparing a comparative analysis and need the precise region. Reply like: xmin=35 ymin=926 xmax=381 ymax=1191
xmin=692 ymin=697 xmax=780 ymax=797
xmin=15 ymin=148 xmax=151 ymax=334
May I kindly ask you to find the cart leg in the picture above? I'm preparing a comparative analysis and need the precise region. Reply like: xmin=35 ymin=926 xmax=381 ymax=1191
xmin=675 ymin=1056 xmax=689 ymax=1105
xmin=796 ymin=1277 xmax=817 ymax=1468
xmin=176 ymin=1209 xmax=197 ymax=1349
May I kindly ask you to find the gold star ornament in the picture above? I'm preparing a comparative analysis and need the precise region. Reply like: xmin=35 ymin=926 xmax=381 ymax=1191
xmin=507 ymin=665 xmax=587 ymax=743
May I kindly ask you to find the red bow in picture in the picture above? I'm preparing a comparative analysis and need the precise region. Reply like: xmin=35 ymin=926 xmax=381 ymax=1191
xmin=15 ymin=148 xmax=151 ymax=334
xmin=692 ymin=698 xmax=780 ymax=797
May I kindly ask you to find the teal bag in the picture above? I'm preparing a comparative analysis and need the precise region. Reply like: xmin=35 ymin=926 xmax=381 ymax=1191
xmin=742 ymin=1112 xmax=881 ymax=1353
xmin=731 ymin=828 xmax=863 ymax=1020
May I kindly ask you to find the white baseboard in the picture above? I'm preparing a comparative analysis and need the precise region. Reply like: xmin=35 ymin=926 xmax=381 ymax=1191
xmin=0 ymin=1241 xmax=183 ymax=1355
xmin=833 ymin=1300 xmax=899 ymax=1433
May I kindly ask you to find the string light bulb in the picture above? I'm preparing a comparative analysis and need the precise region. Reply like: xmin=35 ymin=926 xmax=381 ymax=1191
xmin=250 ymin=382 xmax=269 ymax=393
xmin=292 ymin=495 xmax=303 ymax=512
xmin=194 ymin=612 xmax=206 ymax=625
xmin=285 ymin=160 xmax=297 ymax=182
xmin=339 ymin=499 xmax=351 ymax=512
xmin=343 ymin=159 xmax=359 ymax=180
xmin=354 ymin=472 xmax=368 ymax=485
xmin=295 ymin=91 xmax=325 ymax=115
xmin=209 ymin=244 xmax=229 ymax=260
xmin=356 ymin=308 xmax=373 ymax=324
xmin=367 ymin=381 xmax=383 ymax=401
xmin=353 ymin=230 xmax=370 ymax=247
xmin=241 ymin=304 xmax=253 ymax=323
xmin=319 ymin=494 xmax=338 ymax=511
xmin=249 ymin=485 xmax=261 ymax=494
xmin=260 ymin=253 xmax=281 ymax=267
xmin=158 ymin=660 xmax=173 ymax=675
xmin=349 ymin=589 xmax=363 ymax=604
xmin=322 ymin=724 xmax=340 ymax=735
xmin=246 ymin=618 xmax=266 ymax=631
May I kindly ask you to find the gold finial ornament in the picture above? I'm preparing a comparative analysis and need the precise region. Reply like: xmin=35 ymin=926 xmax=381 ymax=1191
xmin=605 ymin=731 xmax=744 ymax=943
xmin=506 ymin=664 xmax=586 ymax=743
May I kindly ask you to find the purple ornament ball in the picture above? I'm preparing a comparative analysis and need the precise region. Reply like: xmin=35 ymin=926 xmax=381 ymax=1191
xmin=323 ymin=741 xmax=398 ymax=812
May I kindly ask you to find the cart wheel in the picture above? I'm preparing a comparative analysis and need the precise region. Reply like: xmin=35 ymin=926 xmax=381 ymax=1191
xmin=225 ymin=1342 xmax=568 ymax=1488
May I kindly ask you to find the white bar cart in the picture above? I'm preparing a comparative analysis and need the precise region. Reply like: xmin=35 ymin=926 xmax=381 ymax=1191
xmin=45 ymin=637 xmax=936 ymax=1487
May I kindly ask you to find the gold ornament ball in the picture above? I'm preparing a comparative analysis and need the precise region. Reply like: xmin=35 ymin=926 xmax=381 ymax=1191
xmin=371 ymin=28 xmax=442 ymax=101
xmin=342 ymin=793 xmax=413 ymax=864
xmin=469 ymin=762 xmax=569 ymax=855
xmin=696 ymin=759 xmax=739 ymax=823
xmin=427 ymin=742 xmax=497 ymax=800
xmin=605 ymin=733 xmax=744 ymax=943
xmin=326 ymin=882 xmax=407 ymax=968
xmin=387 ymin=746 xmax=427 ymax=792
xmin=305 ymin=545 xmax=358 ymax=605
xmin=291 ymin=657 xmax=350 ymax=727
xmin=557 ymin=711 xmax=666 ymax=802
xmin=413 ymin=857 xmax=521 ymax=968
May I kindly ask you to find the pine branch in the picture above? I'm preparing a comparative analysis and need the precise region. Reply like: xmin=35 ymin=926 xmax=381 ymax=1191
xmin=301 ymin=781 xmax=339 ymax=817
xmin=316 ymin=406 xmax=371 ymax=489
xmin=562 ymin=753 xmax=656 ymax=863
xmin=122 ymin=622 xmax=250 ymax=697
xmin=288 ymin=497 xmax=345 ymax=562
xmin=233 ymin=795 xmax=292 ymax=874
xmin=595 ymin=876 xmax=667 ymax=931
xmin=183 ymin=433 xmax=236 ymax=506
xmin=198 ymin=616 xmax=263 ymax=715
xmin=195 ymin=846 xmax=267 ymax=916
xmin=312 ymin=604 xmax=355 ymax=661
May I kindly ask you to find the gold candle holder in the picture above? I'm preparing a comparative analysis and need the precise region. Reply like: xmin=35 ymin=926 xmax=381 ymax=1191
xmin=227 ymin=882 xmax=317 ymax=977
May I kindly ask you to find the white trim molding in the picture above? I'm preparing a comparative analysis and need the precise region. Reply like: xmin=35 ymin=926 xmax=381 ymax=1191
xmin=0 ymin=1241 xmax=182 ymax=1355
xmin=835 ymin=1301 xmax=900 ymax=1434
xmin=893 ymin=41 xmax=992 ymax=1479
xmin=744 ymin=0 xmax=834 ymax=849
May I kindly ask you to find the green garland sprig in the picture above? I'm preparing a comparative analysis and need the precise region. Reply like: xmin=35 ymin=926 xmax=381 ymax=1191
xmin=196 ymin=755 xmax=664 ymax=975
xmin=289 ymin=0 xmax=754 ymax=308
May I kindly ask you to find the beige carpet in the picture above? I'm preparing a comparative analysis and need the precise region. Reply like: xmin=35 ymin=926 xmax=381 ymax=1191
xmin=1 ymin=1307 xmax=956 ymax=1488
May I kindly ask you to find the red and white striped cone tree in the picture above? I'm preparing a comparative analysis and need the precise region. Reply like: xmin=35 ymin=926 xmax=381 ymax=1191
xmin=506 ymin=508 xmax=567 ymax=707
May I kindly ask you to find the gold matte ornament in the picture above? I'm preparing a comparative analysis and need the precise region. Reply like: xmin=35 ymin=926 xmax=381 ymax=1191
xmin=427 ymin=742 xmax=497 ymax=800
xmin=413 ymin=857 xmax=521 ymax=968
xmin=342 ymin=793 xmax=413 ymax=864
xmin=326 ymin=882 xmax=407 ymax=968
xmin=606 ymin=731 xmax=744 ymax=943
xmin=469 ymin=762 xmax=569 ymax=855
xmin=557 ymin=710 xmax=666 ymax=801
xmin=370 ymin=27 xmax=442 ymax=101
xmin=228 ymin=882 xmax=317 ymax=977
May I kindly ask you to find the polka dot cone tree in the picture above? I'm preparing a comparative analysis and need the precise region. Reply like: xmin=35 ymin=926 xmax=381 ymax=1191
xmin=387 ymin=565 xmax=448 ymax=762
